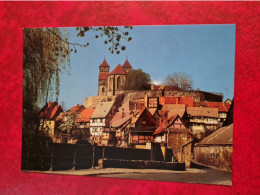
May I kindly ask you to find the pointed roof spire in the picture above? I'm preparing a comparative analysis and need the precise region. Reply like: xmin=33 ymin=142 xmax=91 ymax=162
xmin=110 ymin=64 xmax=126 ymax=75
xmin=123 ymin=59 xmax=132 ymax=68
xmin=99 ymin=59 xmax=110 ymax=67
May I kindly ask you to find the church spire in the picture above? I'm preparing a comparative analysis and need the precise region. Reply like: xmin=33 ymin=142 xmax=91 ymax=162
xmin=99 ymin=59 xmax=110 ymax=72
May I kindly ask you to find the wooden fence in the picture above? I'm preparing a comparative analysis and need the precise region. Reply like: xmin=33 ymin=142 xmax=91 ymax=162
xmin=22 ymin=140 xmax=153 ymax=171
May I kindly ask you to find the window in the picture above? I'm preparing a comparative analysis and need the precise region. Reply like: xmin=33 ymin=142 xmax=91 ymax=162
xmin=102 ymin=87 xmax=105 ymax=92
xmin=117 ymin=77 xmax=121 ymax=90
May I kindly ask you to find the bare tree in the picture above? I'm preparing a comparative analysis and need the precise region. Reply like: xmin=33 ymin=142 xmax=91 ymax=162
xmin=164 ymin=72 xmax=193 ymax=91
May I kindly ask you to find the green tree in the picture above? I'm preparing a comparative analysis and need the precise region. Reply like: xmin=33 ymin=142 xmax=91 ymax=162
xmin=23 ymin=28 xmax=70 ymax=136
xmin=164 ymin=72 xmax=193 ymax=91
xmin=124 ymin=69 xmax=151 ymax=90
xmin=23 ymin=26 xmax=132 ymax=137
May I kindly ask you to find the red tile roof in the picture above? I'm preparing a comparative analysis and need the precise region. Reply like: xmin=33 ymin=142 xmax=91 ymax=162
xmin=99 ymin=72 xmax=110 ymax=80
xmin=187 ymin=107 xmax=218 ymax=118
xmin=68 ymin=104 xmax=85 ymax=114
xmin=153 ymin=115 xmax=179 ymax=135
xmin=179 ymin=97 xmax=194 ymax=107
xmin=194 ymin=101 xmax=230 ymax=112
xmin=122 ymin=59 xmax=132 ymax=68
xmin=110 ymin=111 xmax=131 ymax=124
xmin=50 ymin=105 xmax=62 ymax=120
xmin=111 ymin=115 xmax=132 ymax=128
xmin=99 ymin=59 xmax=110 ymax=67
xmin=75 ymin=109 xmax=95 ymax=123
xmin=39 ymin=102 xmax=63 ymax=120
xmin=110 ymin=64 xmax=126 ymax=75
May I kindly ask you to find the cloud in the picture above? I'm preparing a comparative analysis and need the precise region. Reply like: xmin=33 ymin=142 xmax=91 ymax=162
xmin=152 ymin=80 xmax=163 ymax=85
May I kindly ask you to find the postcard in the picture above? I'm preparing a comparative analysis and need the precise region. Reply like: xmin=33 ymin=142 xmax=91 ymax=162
xmin=22 ymin=24 xmax=235 ymax=186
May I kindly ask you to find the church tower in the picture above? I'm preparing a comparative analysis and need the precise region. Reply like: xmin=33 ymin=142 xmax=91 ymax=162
xmin=98 ymin=59 xmax=110 ymax=96
xmin=122 ymin=59 xmax=132 ymax=73
xmin=99 ymin=59 xmax=110 ymax=72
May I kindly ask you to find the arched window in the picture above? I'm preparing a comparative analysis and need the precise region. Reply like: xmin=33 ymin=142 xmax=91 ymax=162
xmin=117 ymin=77 xmax=121 ymax=90
xmin=109 ymin=77 xmax=112 ymax=91
xmin=102 ymin=87 xmax=105 ymax=92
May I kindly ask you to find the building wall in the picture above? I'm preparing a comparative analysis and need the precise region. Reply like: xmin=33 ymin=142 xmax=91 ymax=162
xmin=154 ymin=134 xmax=166 ymax=143
xmin=167 ymin=131 xmax=192 ymax=167
xmin=107 ymin=75 xmax=126 ymax=96
xmin=98 ymin=80 xmax=107 ymax=96
xmin=193 ymin=145 xmax=233 ymax=171
xmin=40 ymin=120 xmax=56 ymax=140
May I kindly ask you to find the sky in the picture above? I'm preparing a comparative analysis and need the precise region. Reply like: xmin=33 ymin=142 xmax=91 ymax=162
xmin=57 ymin=25 xmax=235 ymax=110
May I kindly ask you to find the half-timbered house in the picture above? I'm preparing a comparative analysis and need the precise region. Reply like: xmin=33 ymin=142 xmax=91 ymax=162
xmin=89 ymin=101 xmax=117 ymax=144
xmin=128 ymin=108 xmax=156 ymax=149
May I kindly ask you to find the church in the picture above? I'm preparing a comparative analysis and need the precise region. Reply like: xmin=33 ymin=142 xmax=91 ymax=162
xmin=98 ymin=59 xmax=132 ymax=96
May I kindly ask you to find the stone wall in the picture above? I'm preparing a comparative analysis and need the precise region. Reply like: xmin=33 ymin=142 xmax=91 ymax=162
xmin=167 ymin=131 xmax=192 ymax=167
xmin=193 ymin=145 xmax=233 ymax=171
xmin=100 ymin=158 xmax=185 ymax=170
xmin=122 ymin=90 xmax=222 ymax=104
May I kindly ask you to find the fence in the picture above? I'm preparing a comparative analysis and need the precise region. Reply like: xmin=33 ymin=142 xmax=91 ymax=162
xmin=22 ymin=139 xmax=153 ymax=171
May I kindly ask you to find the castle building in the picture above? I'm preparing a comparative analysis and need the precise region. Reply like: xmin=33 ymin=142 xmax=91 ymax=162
xmin=98 ymin=59 xmax=132 ymax=96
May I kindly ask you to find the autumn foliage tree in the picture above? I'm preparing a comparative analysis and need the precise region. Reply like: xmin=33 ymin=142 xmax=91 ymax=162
xmin=164 ymin=72 xmax=193 ymax=91
xmin=124 ymin=69 xmax=151 ymax=90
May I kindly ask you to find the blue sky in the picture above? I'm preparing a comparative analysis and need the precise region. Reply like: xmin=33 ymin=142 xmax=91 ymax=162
xmin=57 ymin=25 xmax=235 ymax=110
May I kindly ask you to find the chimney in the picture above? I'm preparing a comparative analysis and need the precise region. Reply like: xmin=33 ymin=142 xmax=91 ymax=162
xmin=122 ymin=108 xmax=125 ymax=118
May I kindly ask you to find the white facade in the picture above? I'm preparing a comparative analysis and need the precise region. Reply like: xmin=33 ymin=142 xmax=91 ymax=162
xmin=154 ymin=133 xmax=166 ymax=143
xmin=90 ymin=118 xmax=106 ymax=137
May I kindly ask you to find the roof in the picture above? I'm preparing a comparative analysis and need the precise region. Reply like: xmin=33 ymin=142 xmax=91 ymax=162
xmin=75 ymin=109 xmax=95 ymax=123
xmin=99 ymin=72 xmax=110 ymax=80
xmin=161 ymin=104 xmax=185 ymax=118
xmin=110 ymin=64 xmax=126 ymax=75
xmin=39 ymin=102 xmax=62 ymax=120
xmin=68 ymin=104 xmax=85 ymax=114
xmin=111 ymin=115 xmax=132 ymax=128
xmin=49 ymin=105 xmax=61 ymax=119
xmin=197 ymin=124 xmax=233 ymax=145
xmin=99 ymin=59 xmax=110 ymax=67
xmin=194 ymin=101 xmax=230 ymax=112
xmin=178 ymin=97 xmax=194 ymax=107
xmin=122 ymin=59 xmax=132 ymax=68
xmin=187 ymin=107 xmax=218 ymax=118
xmin=208 ymin=102 xmax=230 ymax=112
xmin=162 ymin=104 xmax=185 ymax=111
xmin=90 ymin=101 xmax=115 ymax=119
xmin=153 ymin=115 xmax=179 ymax=135
xmin=110 ymin=111 xmax=131 ymax=124
xmin=133 ymin=108 xmax=156 ymax=126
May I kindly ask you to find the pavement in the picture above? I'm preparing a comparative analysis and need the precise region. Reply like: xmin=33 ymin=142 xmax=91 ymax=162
xmin=26 ymin=167 xmax=232 ymax=186
xmin=26 ymin=167 xmax=205 ymax=176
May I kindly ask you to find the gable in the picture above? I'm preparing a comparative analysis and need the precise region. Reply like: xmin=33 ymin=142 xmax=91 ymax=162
xmin=135 ymin=109 xmax=156 ymax=127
